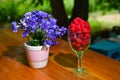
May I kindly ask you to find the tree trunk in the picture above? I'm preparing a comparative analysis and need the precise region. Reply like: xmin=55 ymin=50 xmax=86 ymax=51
xmin=50 ymin=0 xmax=89 ymax=40
xmin=71 ymin=0 xmax=89 ymax=21
xmin=50 ymin=0 xmax=68 ymax=27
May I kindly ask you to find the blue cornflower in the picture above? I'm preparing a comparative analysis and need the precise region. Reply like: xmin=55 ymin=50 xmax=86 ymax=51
xmin=44 ymin=39 xmax=58 ymax=46
xmin=11 ymin=21 xmax=18 ymax=32
xmin=22 ymin=29 xmax=29 ymax=38
xmin=11 ymin=10 xmax=67 ymax=46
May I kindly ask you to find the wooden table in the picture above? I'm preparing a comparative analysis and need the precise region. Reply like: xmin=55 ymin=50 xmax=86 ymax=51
xmin=0 ymin=29 xmax=120 ymax=80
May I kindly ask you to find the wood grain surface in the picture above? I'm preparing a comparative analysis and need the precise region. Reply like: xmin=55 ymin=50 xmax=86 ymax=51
xmin=0 ymin=29 xmax=120 ymax=80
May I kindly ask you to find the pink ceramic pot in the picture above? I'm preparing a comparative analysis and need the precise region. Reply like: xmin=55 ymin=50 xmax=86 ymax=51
xmin=24 ymin=43 xmax=49 ymax=68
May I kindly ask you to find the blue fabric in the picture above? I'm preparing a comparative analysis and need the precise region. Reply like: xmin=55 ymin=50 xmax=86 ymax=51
xmin=90 ymin=40 xmax=120 ymax=58
xmin=116 ymin=57 xmax=120 ymax=61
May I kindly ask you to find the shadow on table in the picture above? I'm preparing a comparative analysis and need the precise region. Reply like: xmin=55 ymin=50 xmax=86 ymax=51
xmin=54 ymin=52 xmax=77 ymax=68
xmin=3 ymin=45 xmax=54 ymax=67
xmin=3 ymin=46 xmax=29 ymax=66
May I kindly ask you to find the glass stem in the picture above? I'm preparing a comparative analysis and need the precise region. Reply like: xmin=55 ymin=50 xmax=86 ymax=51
xmin=78 ymin=57 xmax=81 ymax=68
xmin=77 ymin=51 xmax=83 ymax=71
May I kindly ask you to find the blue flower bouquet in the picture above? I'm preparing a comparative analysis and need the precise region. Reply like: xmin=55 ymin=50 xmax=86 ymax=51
xmin=11 ymin=10 xmax=67 ymax=46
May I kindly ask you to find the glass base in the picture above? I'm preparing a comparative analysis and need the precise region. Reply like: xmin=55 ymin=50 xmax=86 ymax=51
xmin=72 ymin=68 xmax=88 ymax=76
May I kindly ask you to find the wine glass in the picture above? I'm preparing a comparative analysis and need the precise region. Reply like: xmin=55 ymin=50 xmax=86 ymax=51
xmin=68 ymin=30 xmax=91 ymax=76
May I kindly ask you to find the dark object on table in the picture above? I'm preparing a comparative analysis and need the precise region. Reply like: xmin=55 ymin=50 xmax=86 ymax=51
xmin=90 ymin=40 xmax=120 ymax=60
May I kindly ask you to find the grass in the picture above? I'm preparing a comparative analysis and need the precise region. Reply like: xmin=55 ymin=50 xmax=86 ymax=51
xmin=88 ymin=10 xmax=120 ymax=33
xmin=88 ymin=10 xmax=120 ymax=43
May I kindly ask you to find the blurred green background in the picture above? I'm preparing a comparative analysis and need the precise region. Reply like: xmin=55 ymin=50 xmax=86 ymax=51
xmin=0 ymin=0 xmax=120 ymax=38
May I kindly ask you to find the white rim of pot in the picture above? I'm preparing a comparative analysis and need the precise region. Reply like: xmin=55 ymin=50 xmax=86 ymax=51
xmin=24 ymin=43 xmax=49 ymax=51
xmin=24 ymin=43 xmax=43 ymax=50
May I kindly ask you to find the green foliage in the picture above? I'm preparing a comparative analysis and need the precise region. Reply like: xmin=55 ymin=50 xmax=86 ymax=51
xmin=89 ymin=0 xmax=120 ymax=14
xmin=63 ymin=0 xmax=74 ymax=18
xmin=89 ymin=0 xmax=96 ymax=12
xmin=28 ymin=29 xmax=45 ymax=46
xmin=0 ymin=0 xmax=31 ymax=22
xmin=88 ymin=19 xmax=101 ymax=34
xmin=29 ymin=0 xmax=51 ymax=13
xmin=0 ymin=0 xmax=51 ymax=23
xmin=0 ymin=0 xmax=16 ymax=22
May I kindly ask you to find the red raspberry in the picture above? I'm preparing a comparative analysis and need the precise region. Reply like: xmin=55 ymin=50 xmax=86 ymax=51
xmin=68 ymin=17 xmax=91 ymax=51
xmin=75 ymin=38 xmax=82 ymax=44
